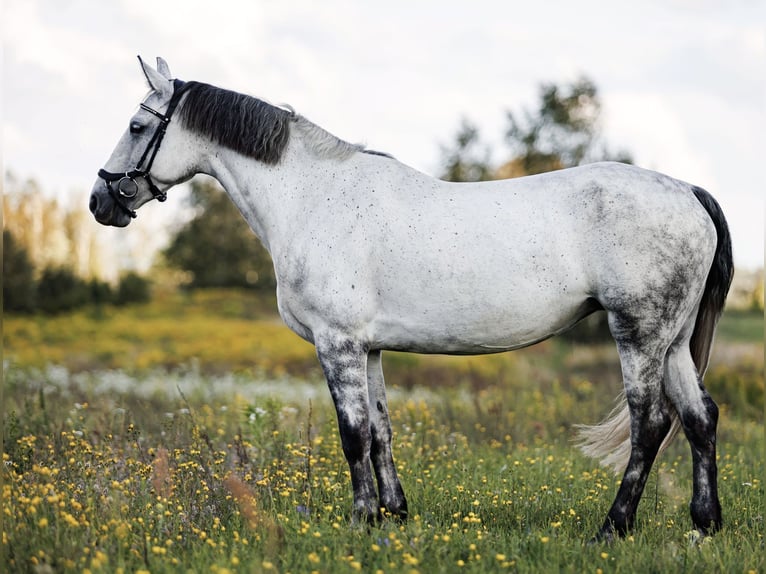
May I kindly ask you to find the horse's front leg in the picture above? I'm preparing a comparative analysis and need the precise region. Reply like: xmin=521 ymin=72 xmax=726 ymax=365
xmin=316 ymin=336 xmax=378 ymax=523
xmin=367 ymin=350 xmax=408 ymax=519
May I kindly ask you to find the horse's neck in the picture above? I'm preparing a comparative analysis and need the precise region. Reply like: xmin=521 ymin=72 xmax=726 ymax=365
xmin=202 ymin=135 xmax=440 ymax=256
xmin=200 ymin=140 xmax=357 ymax=254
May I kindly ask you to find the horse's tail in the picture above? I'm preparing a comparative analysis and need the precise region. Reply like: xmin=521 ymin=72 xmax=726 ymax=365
xmin=576 ymin=185 xmax=733 ymax=474
xmin=687 ymin=186 xmax=734 ymax=376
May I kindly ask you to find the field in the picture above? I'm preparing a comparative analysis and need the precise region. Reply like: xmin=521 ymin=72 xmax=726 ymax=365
xmin=3 ymin=290 xmax=764 ymax=573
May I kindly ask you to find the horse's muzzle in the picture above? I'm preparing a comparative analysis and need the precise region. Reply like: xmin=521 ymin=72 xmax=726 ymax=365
xmin=89 ymin=186 xmax=132 ymax=227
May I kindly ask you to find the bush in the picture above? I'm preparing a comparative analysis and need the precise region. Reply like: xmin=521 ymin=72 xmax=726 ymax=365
xmin=115 ymin=272 xmax=151 ymax=305
xmin=3 ymin=228 xmax=153 ymax=313
xmin=36 ymin=267 xmax=88 ymax=314
xmin=88 ymin=278 xmax=114 ymax=306
xmin=3 ymin=230 xmax=37 ymax=312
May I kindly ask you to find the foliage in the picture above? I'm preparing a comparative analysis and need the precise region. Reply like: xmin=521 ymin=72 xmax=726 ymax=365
xmin=439 ymin=76 xmax=632 ymax=183
xmin=2 ymin=227 xmax=154 ymax=314
xmin=32 ymin=269 xmax=152 ymax=314
xmin=4 ymin=291 xmax=762 ymax=414
xmin=115 ymin=272 xmax=151 ymax=306
xmin=750 ymin=276 xmax=764 ymax=312
xmin=163 ymin=178 xmax=276 ymax=290
xmin=504 ymin=77 xmax=631 ymax=175
xmin=88 ymin=278 xmax=114 ymax=307
xmin=4 ymin=292 xmax=762 ymax=571
xmin=440 ymin=119 xmax=493 ymax=183
xmin=3 ymin=230 xmax=36 ymax=312
xmin=716 ymin=309 xmax=764 ymax=343
xmin=719 ymin=268 xmax=763 ymax=312
xmin=3 ymin=362 xmax=763 ymax=574
xmin=36 ymin=266 xmax=89 ymax=314
xmin=3 ymin=289 xmax=315 ymax=374
xmin=3 ymin=172 xmax=103 ymax=278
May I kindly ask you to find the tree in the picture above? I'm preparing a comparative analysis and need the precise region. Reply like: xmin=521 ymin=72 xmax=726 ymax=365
xmin=505 ymin=77 xmax=631 ymax=175
xmin=4 ymin=172 xmax=106 ymax=279
xmin=3 ymin=230 xmax=36 ymax=312
xmin=36 ymin=266 xmax=88 ymax=314
xmin=163 ymin=178 xmax=276 ymax=290
xmin=115 ymin=272 xmax=151 ymax=305
xmin=439 ymin=76 xmax=631 ymax=182
xmin=440 ymin=118 xmax=493 ymax=183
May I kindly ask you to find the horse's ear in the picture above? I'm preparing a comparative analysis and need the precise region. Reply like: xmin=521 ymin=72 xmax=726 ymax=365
xmin=137 ymin=55 xmax=172 ymax=95
xmin=156 ymin=57 xmax=172 ymax=80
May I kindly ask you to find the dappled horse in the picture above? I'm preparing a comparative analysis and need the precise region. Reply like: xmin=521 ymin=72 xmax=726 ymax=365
xmin=91 ymin=57 xmax=733 ymax=541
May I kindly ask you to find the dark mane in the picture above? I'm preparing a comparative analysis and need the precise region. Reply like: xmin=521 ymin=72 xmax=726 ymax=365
xmin=177 ymin=81 xmax=392 ymax=163
xmin=178 ymin=82 xmax=292 ymax=165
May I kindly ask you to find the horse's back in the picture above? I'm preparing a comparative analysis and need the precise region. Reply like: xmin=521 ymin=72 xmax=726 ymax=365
xmin=374 ymin=161 xmax=715 ymax=299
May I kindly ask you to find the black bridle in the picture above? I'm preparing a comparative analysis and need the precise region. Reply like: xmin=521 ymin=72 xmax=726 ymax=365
xmin=98 ymin=79 xmax=188 ymax=219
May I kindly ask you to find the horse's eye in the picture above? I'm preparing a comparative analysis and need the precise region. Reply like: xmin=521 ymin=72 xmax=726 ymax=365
xmin=130 ymin=123 xmax=145 ymax=135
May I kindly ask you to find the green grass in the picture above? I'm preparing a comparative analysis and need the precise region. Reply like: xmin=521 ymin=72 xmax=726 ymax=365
xmin=3 ymin=290 xmax=317 ymax=375
xmin=3 ymin=291 xmax=764 ymax=572
xmin=716 ymin=309 xmax=764 ymax=343
xmin=3 ymin=365 xmax=763 ymax=573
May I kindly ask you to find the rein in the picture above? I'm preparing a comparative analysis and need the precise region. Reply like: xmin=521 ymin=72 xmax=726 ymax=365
xmin=98 ymin=78 xmax=188 ymax=219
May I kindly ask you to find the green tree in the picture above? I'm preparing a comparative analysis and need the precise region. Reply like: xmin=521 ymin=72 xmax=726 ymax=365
xmin=505 ymin=77 xmax=631 ymax=175
xmin=440 ymin=76 xmax=631 ymax=182
xmin=164 ymin=178 xmax=276 ymax=290
xmin=3 ymin=230 xmax=36 ymax=312
xmin=88 ymin=278 xmax=114 ymax=306
xmin=36 ymin=266 xmax=88 ymax=314
xmin=115 ymin=272 xmax=151 ymax=305
xmin=440 ymin=118 xmax=493 ymax=182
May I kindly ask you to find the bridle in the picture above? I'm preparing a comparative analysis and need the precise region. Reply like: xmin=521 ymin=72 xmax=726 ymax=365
xmin=98 ymin=79 xmax=188 ymax=219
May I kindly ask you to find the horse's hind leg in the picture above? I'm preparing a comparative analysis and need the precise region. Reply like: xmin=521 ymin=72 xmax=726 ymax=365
xmin=367 ymin=350 xmax=408 ymax=519
xmin=596 ymin=314 xmax=673 ymax=541
xmin=664 ymin=338 xmax=722 ymax=534
xmin=316 ymin=336 xmax=378 ymax=522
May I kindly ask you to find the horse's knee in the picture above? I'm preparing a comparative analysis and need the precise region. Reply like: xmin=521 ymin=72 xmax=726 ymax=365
xmin=626 ymin=396 xmax=673 ymax=453
xmin=338 ymin=414 xmax=371 ymax=463
xmin=701 ymin=391 xmax=719 ymax=426
xmin=679 ymin=399 xmax=718 ymax=450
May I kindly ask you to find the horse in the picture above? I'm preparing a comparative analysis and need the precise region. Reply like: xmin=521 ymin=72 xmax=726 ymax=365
xmin=90 ymin=57 xmax=733 ymax=542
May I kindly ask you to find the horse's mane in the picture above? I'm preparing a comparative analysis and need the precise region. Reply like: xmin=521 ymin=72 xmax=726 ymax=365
xmin=177 ymin=81 xmax=389 ymax=164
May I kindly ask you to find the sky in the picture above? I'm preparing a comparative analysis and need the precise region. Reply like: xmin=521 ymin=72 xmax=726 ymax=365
xmin=3 ymin=0 xmax=765 ymax=269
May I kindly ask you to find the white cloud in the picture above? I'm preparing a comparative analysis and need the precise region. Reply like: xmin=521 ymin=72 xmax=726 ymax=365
xmin=6 ymin=1 xmax=130 ymax=94
xmin=605 ymin=91 xmax=717 ymax=186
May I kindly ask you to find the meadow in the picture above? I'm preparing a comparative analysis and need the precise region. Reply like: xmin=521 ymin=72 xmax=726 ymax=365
xmin=3 ymin=290 xmax=764 ymax=573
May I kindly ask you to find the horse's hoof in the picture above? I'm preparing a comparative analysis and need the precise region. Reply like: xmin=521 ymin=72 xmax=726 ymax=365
xmin=588 ymin=528 xmax=616 ymax=545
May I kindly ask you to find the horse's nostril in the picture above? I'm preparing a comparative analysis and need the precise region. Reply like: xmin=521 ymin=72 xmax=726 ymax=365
xmin=89 ymin=194 xmax=98 ymax=214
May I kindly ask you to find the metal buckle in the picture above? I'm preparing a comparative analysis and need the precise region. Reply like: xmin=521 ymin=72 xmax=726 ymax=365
xmin=117 ymin=175 xmax=139 ymax=198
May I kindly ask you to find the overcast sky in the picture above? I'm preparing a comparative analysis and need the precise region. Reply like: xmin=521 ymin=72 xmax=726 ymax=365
xmin=4 ymin=0 xmax=764 ymax=268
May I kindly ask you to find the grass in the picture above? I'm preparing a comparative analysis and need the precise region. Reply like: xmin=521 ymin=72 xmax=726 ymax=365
xmin=716 ymin=309 xmax=764 ymax=344
xmin=3 ymin=290 xmax=764 ymax=572
xmin=3 ymin=290 xmax=317 ymax=375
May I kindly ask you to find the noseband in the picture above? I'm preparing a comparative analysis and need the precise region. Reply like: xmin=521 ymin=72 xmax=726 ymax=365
xmin=98 ymin=79 xmax=188 ymax=219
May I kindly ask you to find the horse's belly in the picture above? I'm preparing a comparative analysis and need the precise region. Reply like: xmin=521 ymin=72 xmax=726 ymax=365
xmin=369 ymin=287 xmax=593 ymax=354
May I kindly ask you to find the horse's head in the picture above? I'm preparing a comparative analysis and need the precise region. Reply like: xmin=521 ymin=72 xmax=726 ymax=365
xmin=90 ymin=57 xmax=194 ymax=227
